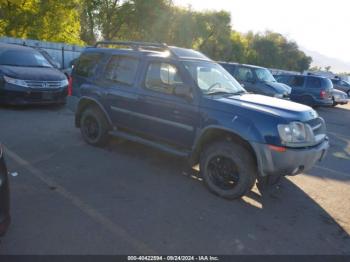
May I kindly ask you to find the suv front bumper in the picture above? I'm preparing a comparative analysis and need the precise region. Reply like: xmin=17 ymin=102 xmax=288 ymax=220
xmin=252 ymin=138 xmax=329 ymax=177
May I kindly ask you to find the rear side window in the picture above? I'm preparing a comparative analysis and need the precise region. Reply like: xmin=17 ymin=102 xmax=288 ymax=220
xmin=104 ymin=56 xmax=139 ymax=86
xmin=290 ymin=76 xmax=305 ymax=87
xmin=307 ymin=77 xmax=322 ymax=88
xmin=275 ymin=75 xmax=291 ymax=84
xmin=75 ymin=53 xmax=102 ymax=77
xmin=321 ymin=78 xmax=333 ymax=89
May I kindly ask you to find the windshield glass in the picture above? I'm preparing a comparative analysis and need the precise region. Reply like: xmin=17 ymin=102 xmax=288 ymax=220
xmin=0 ymin=49 xmax=53 ymax=68
xmin=254 ymin=68 xmax=276 ymax=82
xmin=184 ymin=61 xmax=245 ymax=95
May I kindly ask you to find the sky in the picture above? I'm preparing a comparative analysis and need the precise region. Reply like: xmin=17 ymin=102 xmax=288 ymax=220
xmin=174 ymin=0 xmax=350 ymax=65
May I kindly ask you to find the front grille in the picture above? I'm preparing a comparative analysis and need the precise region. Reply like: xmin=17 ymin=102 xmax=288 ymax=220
xmin=25 ymin=80 xmax=62 ymax=89
xmin=306 ymin=117 xmax=326 ymax=143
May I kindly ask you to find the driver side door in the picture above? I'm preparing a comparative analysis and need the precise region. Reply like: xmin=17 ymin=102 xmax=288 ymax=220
xmin=136 ymin=61 xmax=199 ymax=149
xmin=234 ymin=66 xmax=258 ymax=93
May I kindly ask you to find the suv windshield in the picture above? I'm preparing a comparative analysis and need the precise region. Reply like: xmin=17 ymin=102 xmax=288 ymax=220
xmin=254 ymin=68 xmax=276 ymax=82
xmin=0 ymin=49 xmax=53 ymax=68
xmin=184 ymin=61 xmax=245 ymax=95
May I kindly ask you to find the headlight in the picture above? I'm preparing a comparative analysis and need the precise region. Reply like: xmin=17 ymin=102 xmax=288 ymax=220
xmin=3 ymin=76 xmax=28 ymax=87
xmin=60 ymin=79 xmax=68 ymax=87
xmin=278 ymin=122 xmax=314 ymax=145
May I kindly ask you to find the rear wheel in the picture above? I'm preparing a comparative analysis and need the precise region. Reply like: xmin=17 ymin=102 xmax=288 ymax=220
xmin=200 ymin=141 xmax=257 ymax=199
xmin=332 ymin=97 xmax=337 ymax=107
xmin=80 ymin=107 xmax=110 ymax=147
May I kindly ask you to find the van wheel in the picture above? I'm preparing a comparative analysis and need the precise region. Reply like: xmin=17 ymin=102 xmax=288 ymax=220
xmin=80 ymin=107 xmax=110 ymax=147
xmin=332 ymin=98 xmax=337 ymax=107
xmin=200 ymin=141 xmax=257 ymax=199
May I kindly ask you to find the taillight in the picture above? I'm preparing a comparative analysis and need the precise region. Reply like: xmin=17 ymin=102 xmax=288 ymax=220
xmin=68 ymin=76 xmax=73 ymax=96
xmin=320 ymin=90 xmax=326 ymax=99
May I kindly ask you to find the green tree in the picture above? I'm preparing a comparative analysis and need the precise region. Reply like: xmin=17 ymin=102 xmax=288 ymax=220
xmin=0 ymin=0 xmax=83 ymax=44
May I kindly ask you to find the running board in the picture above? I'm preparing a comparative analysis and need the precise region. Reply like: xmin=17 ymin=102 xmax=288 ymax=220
xmin=109 ymin=130 xmax=190 ymax=157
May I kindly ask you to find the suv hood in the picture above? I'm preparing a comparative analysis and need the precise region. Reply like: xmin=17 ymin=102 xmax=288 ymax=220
xmin=264 ymin=81 xmax=291 ymax=94
xmin=0 ymin=65 xmax=66 ymax=81
xmin=215 ymin=93 xmax=317 ymax=122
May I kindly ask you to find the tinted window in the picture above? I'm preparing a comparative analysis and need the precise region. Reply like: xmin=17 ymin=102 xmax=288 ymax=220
xmin=145 ymin=62 xmax=184 ymax=94
xmin=235 ymin=67 xmax=254 ymax=82
xmin=105 ymin=56 xmax=139 ymax=86
xmin=220 ymin=64 xmax=236 ymax=75
xmin=307 ymin=77 xmax=321 ymax=88
xmin=331 ymin=79 xmax=340 ymax=84
xmin=275 ymin=75 xmax=291 ymax=84
xmin=321 ymin=78 xmax=333 ymax=89
xmin=0 ymin=49 xmax=52 ymax=67
xmin=340 ymin=80 xmax=350 ymax=87
xmin=290 ymin=76 xmax=305 ymax=87
xmin=75 ymin=53 xmax=102 ymax=77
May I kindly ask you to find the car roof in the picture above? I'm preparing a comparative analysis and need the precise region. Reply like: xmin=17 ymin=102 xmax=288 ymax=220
xmin=277 ymin=74 xmax=328 ymax=79
xmin=0 ymin=42 xmax=35 ymax=51
xmin=218 ymin=61 xmax=265 ymax=69
xmin=82 ymin=44 xmax=211 ymax=62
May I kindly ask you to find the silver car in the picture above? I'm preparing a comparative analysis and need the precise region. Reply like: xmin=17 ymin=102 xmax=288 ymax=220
xmin=331 ymin=89 xmax=348 ymax=106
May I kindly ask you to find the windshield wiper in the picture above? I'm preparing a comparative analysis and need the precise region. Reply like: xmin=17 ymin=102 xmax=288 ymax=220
xmin=231 ymin=90 xmax=246 ymax=95
xmin=206 ymin=91 xmax=236 ymax=95
xmin=25 ymin=65 xmax=52 ymax=68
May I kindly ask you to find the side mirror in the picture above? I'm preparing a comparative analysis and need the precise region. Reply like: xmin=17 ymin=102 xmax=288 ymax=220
xmin=173 ymin=84 xmax=193 ymax=101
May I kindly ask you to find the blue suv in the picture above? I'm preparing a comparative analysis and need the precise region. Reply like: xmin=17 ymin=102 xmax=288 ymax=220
xmin=274 ymin=74 xmax=334 ymax=107
xmin=71 ymin=41 xmax=329 ymax=199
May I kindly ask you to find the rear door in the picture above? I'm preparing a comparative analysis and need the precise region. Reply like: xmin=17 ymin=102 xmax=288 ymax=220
xmin=72 ymin=52 xmax=103 ymax=97
xmin=288 ymin=76 xmax=306 ymax=103
xmin=98 ymin=55 xmax=141 ymax=130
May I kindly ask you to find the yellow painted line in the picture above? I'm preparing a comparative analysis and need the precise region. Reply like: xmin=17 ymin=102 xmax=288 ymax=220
xmin=4 ymin=146 xmax=155 ymax=254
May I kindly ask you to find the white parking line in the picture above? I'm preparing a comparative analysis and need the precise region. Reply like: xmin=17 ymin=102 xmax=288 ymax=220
xmin=4 ymin=145 xmax=155 ymax=254
xmin=314 ymin=165 xmax=350 ymax=178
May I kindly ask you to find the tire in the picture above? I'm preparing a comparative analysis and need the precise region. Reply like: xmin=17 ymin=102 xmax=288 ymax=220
xmin=80 ymin=107 xmax=110 ymax=147
xmin=332 ymin=98 xmax=337 ymax=107
xmin=200 ymin=140 xmax=257 ymax=199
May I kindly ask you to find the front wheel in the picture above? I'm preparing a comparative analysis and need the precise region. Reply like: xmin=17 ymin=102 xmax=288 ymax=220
xmin=80 ymin=107 xmax=110 ymax=147
xmin=200 ymin=141 xmax=257 ymax=199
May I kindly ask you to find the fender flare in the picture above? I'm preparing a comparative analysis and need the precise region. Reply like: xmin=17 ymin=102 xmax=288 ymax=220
xmin=75 ymin=96 xmax=113 ymax=127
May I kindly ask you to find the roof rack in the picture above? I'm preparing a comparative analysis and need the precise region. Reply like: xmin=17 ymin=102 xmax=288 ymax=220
xmin=94 ymin=41 xmax=169 ymax=51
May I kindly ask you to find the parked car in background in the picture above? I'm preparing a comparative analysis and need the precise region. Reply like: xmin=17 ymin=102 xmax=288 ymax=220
xmin=274 ymin=74 xmax=333 ymax=107
xmin=0 ymin=144 xmax=10 ymax=236
xmin=0 ymin=43 xmax=68 ymax=105
xmin=331 ymin=89 xmax=348 ymax=106
xmin=219 ymin=62 xmax=291 ymax=98
xmin=71 ymin=41 xmax=329 ymax=199
xmin=331 ymin=78 xmax=350 ymax=97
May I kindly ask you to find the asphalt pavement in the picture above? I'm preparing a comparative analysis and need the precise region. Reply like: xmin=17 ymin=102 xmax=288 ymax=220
xmin=0 ymin=102 xmax=349 ymax=255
